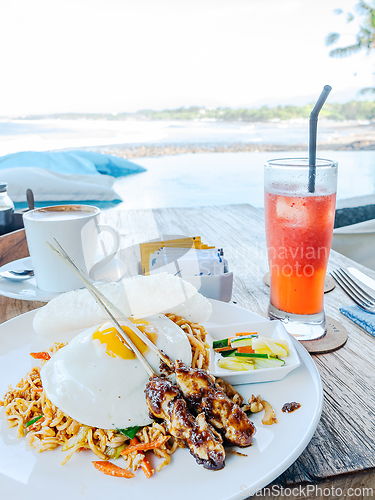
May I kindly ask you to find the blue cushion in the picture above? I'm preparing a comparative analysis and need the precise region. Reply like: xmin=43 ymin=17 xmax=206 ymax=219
xmin=0 ymin=151 xmax=146 ymax=178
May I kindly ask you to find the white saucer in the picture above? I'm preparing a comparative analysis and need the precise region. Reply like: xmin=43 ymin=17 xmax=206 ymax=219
xmin=0 ymin=256 xmax=127 ymax=302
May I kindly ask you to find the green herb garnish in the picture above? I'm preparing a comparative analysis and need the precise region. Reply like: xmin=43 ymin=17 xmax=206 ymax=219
xmin=25 ymin=415 xmax=43 ymax=427
xmin=106 ymin=442 xmax=127 ymax=459
xmin=117 ymin=425 xmax=141 ymax=439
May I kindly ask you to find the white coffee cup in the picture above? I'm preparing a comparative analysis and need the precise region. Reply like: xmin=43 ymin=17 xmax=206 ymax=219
xmin=23 ymin=204 xmax=120 ymax=293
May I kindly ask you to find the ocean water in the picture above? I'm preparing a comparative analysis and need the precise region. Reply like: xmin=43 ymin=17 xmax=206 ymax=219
xmin=0 ymin=118 xmax=372 ymax=155
xmin=0 ymin=119 xmax=374 ymax=211
xmin=114 ymin=150 xmax=375 ymax=210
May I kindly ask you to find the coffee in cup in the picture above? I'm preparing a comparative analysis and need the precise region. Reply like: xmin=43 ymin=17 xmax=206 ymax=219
xmin=23 ymin=204 xmax=120 ymax=293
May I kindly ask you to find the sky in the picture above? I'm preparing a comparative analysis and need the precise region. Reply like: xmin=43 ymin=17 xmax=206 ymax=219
xmin=0 ymin=0 xmax=374 ymax=116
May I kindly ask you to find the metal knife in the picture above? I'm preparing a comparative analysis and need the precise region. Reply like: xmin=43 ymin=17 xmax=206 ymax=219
xmin=347 ymin=267 xmax=375 ymax=292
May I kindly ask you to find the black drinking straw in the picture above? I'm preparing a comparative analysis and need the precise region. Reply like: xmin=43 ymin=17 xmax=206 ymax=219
xmin=308 ymin=85 xmax=332 ymax=192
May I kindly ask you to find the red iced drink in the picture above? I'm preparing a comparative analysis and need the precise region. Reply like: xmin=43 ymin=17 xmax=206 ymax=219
xmin=265 ymin=191 xmax=336 ymax=315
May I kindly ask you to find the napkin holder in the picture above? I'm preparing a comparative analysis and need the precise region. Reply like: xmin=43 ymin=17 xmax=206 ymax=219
xmin=179 ymin=260 xmax=233 ymax=303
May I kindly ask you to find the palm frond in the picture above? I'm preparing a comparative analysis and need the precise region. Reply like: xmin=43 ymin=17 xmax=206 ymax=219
xmin=359 ymin=87 xmax=375 ymax=94
xmin=326 ymin=33 xmax=341 ymax=46
xmin=329 ymin=42 xmax=363 ymax=57
xmin=327 ymin=1 xmax=375 ymax=59
xmin=356 ymin=1 xmax=373 ymax=15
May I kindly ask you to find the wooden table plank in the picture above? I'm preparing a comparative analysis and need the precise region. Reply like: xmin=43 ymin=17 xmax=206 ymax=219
xmin=1 ymin=203 xmax=375 ymax=492
xmin=0 ymin=228 xmax=29 ymax=267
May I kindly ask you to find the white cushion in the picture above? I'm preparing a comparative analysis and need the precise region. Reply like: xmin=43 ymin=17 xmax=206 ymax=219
xmin=0 ymin=167 xmax=120 ymax=202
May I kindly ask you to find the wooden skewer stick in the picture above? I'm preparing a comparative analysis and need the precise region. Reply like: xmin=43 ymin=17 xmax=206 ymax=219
xmin=49 ymin=238 xmax=173 ymax=369
xmin=46 ymin=239 xmax=172 ymax=377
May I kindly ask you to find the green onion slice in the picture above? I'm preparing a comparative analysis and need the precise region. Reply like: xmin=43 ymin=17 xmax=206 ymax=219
xmin=117 ymin=425 xmax=141 ymax=439
xmin=25 ymin=415 xmax=43 ymax=427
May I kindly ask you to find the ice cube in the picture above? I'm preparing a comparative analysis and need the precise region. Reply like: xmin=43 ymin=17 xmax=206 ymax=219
xmin=275 ymin=197 xmax=308 ymax=223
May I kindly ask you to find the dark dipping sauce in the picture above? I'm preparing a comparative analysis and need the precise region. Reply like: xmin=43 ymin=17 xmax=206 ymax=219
xmin=282 ymin=402 xmax=301 ymax=413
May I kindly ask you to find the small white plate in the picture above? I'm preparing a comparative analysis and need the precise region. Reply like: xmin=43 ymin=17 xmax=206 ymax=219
xmin=0 ymin=257 xmax=59 ymax=302
xmin=207 ymin=320 xmax=301 ymax=385
xmin=0 ymin=256 xmax=127 ymax=302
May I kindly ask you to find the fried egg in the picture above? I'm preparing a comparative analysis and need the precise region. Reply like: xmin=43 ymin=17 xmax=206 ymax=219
xmin=40 ymin=314 xmax=192 ymax=429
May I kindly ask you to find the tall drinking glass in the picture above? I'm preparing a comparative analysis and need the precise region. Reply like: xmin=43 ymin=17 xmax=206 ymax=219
xmin=264 ymin=158 xmax=338 ymax=340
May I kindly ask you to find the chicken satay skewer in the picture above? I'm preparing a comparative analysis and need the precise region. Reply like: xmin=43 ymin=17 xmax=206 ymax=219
xmin=174 ymin=361 xmax=256 ymax=447
xmin=47 ymin=239 xmax=226 ymax=471
xmin=50 ymin=238 xmax=254 ymax=450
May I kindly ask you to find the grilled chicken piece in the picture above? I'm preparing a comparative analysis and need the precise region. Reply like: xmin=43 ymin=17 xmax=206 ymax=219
xmin=174 ymin=360 xmax=255 ymax=447
xmin=145 ymin=376 xmax=225 ymax=470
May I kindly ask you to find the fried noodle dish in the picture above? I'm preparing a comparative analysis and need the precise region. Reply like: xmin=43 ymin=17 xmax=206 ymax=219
xmin=1 ymin=314 xmax=261 ymax=479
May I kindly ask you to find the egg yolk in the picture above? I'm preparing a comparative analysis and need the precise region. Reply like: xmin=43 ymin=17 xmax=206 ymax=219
xmin=92 ymin=320 xmax=158 ymax=360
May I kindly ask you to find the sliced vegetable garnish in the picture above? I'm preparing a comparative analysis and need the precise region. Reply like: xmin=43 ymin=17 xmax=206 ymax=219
xmin=117 ymin=426 xmax=141 ymax=439
xmin=259 ymin=337 xmax=288 ymax=356
xmin=235 ymin=352 xmax=277 ymax=359
xmin=214 ymin=332 xmax=289 ymax=372
xmin=217 ymin=358 xmax=255 ymax=371
xmin=252 ymin=337 xmax=289 ymax=356
xmin=237 ymin=346 xmax=255 ymax=354
xmin=140 ymin=457 xmax=154 ymax=478
xmin=92 ymin=461 xmax=135 ymax=478
xmin=129 ymin=436 xmax=155 ymax=478
xmin=25 ymin=415 xmax=43 ymax=427
xmin=230 ymin=335 xmax=257 ymax=348
xmin=30 ymin=351 xmax=51 ymax=361
xmin=212 ymin=336 xmax=238 ymax=351
xmin=254 ymin=358 xmax=285 ymax=369
xmin=253 ymin=347 xmax=273 ymax=355
xmin=120 ymin=434 xmax=170 ymax=455
xmin=273 ymin=339 xmax=289 ymax=354
xmin=214 ymin=345 xmax=236 ymax=352
xmin=106 ymin=443 xmax=127 ymax=460
xmin=220 ymin=349 xmax=236 ymax=358
xmin=212 ymin=339 xmax=229 ymax=349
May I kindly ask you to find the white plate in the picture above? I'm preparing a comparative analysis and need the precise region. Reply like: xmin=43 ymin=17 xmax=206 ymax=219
xmin=207 ymin=320 xmax=301 ymax=385
xmin=0 ymin=257 xmax=126 ymax=302
xmin=0 ymin=300 xmax=323 ymax=500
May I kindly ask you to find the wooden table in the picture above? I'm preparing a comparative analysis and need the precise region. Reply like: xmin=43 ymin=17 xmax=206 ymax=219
xmin=1 ymin=204 xmax=375 ymax=499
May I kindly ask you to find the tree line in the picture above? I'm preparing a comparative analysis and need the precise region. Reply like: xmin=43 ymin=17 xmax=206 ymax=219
xmin=25 ymin=101 xmax=375 ymax=122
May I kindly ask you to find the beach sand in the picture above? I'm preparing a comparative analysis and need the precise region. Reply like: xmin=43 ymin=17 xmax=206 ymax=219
xmin=100 ymin=128 xmax=375 ymax=159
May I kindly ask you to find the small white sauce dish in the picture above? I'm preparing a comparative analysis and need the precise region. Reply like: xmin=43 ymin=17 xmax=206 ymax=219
xmin=206 ymin=320 xmax=301 ymax=385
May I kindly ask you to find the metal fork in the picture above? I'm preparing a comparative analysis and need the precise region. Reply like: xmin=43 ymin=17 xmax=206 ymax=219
xmin=331 ymin=268 xmax=375 ymax=314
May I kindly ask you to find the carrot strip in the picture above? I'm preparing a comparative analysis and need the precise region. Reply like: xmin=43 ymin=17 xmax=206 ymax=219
xmin=128 ymin=436 xmax=154 ymax=478
xmin=140 ymin=457 xmax=154 ymax=478
xmin=30 ymin=352 xmax=51 ymax=361
xmin=237 ymin=346 xmax=255 ymax=354
xmin=121 ymin=435 xmax=170 ymax=455
xmin=92 ymin=461 xmax=135 ymax=478
xmin=214 ymin=346 xmax=235 ymax=352
xmin=235 ymin=332 xmax=257 ymax=336
xmin=28 ymin=416 xmax=44 ymax=429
